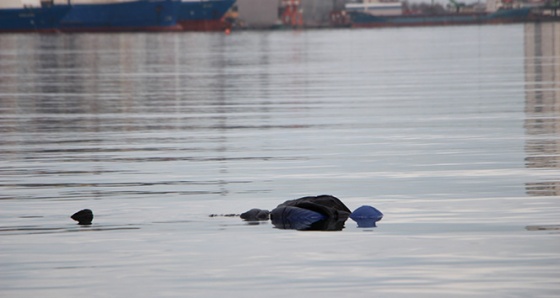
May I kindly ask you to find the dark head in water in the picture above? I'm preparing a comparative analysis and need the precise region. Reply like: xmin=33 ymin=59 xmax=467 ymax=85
xmin=240 ymin=208 xmax=270 ymax=221
xmin=240 ymin=195 xmax=382 ymax=231
xmin=71 ymin=209 xmax=93 ymax=225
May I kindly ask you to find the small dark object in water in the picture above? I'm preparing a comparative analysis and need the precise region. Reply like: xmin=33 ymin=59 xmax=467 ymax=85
xmin=240 ymin=208 xmax=270 ymax=221
xmin=71 ymin=209 xmax=93 ymax=225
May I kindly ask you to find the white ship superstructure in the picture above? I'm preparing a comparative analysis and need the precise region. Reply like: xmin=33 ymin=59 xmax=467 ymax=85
xmin=345 ymin=0 xmax=403 ymax=16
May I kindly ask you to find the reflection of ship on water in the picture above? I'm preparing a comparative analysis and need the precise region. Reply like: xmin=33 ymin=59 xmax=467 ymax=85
xmin=524 ymin=22 xmax=560 ymax=196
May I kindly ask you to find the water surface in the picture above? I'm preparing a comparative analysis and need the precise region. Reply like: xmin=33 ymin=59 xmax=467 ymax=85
xmin=1 ymin=24 xmax=559 ymax=297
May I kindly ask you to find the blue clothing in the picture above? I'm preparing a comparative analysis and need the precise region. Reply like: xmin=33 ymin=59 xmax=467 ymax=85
xmin=271 ymin=195 xmax=351 ymax=231
xmin=240 ymin=195 xmax=383 ymax=231
xmin=350 ymin=205 xmax=384 ymax=227
xmin=270 ymin=206 xmax=326 ymax=230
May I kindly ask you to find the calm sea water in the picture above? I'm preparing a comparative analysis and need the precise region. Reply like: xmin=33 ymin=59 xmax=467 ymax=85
xmin=1 ymin=24 xmax=559 ymax=297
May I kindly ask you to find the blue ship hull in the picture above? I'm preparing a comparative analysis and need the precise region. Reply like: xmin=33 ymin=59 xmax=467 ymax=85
xmin=177 ymin=0 xmax=236 ymax=30
xmin=1 ymin=0 xmax=235 ymax=33
xmin=349 ymin=8 xmax=533 ymax=28
xmin=0 ymin=5 xmax=70 ymax=33
xmin=59 ymin=0 xmax=183 ymax=32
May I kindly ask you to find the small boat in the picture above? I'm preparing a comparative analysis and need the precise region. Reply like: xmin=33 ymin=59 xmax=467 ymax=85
xmin=177 ymin=0 xmax=236 ymax=31
xmin=58 ymin=0 xmax=183 ymax=32
xmin=0 ymin=0 xmax=71 ymax=33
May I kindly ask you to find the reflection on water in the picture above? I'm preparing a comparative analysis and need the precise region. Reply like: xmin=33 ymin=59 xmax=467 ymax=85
xmin=0 ymin=34 xmax=271 ymax=199
xmin=1 ymin=25 xmax=560 ymax=297
xmin=524 ymin=22 xmax=560 ymax=196
xmin=0 ymin=224 xmax=141 ymax=235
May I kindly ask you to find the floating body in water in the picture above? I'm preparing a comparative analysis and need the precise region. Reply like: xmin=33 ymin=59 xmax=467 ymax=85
xmin=240 ymin=195 xmax=383 ymax=231
xmin=70 ymin=195 xmax=383 ymax=230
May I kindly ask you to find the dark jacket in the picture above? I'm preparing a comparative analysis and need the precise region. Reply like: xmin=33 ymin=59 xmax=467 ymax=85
xmin=270 ymin=195 xmax=351 ymax=231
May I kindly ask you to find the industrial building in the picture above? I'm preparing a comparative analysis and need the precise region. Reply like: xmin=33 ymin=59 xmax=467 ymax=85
xmin=235 ymin=0 xmax=347 ymax=28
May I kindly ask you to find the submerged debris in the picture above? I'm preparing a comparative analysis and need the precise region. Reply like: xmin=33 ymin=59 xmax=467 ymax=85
xmin=209 ymin=213 xmax=239 ymax=218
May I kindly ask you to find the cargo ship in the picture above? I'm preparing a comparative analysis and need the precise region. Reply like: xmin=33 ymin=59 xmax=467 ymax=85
xmin=58 ymin=0 xmax=183 ymax=32
xmin=346 ymin=0 xmax=534 ymax=28
xmin=0 ymin=0 xmax=236 ymax=33
xmin=178 ymin=0 xmax=236 ymax=30
xmin=348 ymin=8 xmax=533 ymax=27
xmin=0 ymin=0 xmax=71 ymax=33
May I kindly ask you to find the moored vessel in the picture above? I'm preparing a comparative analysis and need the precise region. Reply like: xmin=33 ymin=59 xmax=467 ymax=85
xmin=177 ymin=0 xmax=236 ymax=31
xmin=346 ymin=0 xmax=535 ymax=28
xmin=0 ymin=0 xmax=71 ymax=33
xmin=1 ymin=0 xmax=237 ymax=33
xmin=58 ymin=0 xmax=183 ymax=32
xmin=348 ymin=8 xmax=533 ymax=27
